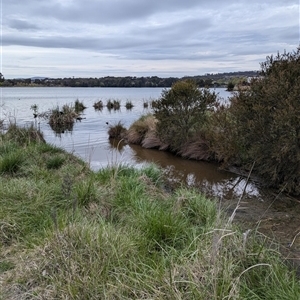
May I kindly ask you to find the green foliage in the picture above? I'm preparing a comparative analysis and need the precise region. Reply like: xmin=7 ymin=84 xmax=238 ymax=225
xmin=230 ymin=48 xmax=300 ymax=194
xmin=46 ymin=156 xmax=65 ymax=169
xmin=2 ymin=125 xmax=300 ymax=299
xmin=227 ymin=81 xmax=235 ymax=91
xmin=153 ymin=80 xmax=217 ymax=152
xmin=0 ymin=150 xmax=25 ymax=174
xmin=5 ymin=123 xmax=45 ymax=146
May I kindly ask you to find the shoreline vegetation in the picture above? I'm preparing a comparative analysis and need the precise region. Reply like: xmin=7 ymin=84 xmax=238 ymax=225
xmin=1 ymin=124 xmax=300 ymax=299
xmin=109 ymin=48 xmax=300 ymax=197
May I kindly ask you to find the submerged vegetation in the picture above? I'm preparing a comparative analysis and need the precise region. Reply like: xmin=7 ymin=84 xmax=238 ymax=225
xmin=1 ymin=124 xmax=300 ymax=299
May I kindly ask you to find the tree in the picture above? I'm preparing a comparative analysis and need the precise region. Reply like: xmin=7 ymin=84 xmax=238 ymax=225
xmin=153 ymin=80 xmax=217 ymax=152
xmin=0 ymin=72 xmax=4 ymax=82
xmin=230 ymin=47 xmax=300 ymax=195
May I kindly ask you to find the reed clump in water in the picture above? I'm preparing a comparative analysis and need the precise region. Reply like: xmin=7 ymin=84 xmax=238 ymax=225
xmin=106 ymin=99 xmax=121 ymax=110
xmin=74 ymin=99 xmax=87 ymax=113
xmin=93 ymin=100 xmax=103 ymax=110
xmin=48 ymin=104 xmax=78 ymax=133
xmin=125 ymin=100 xmax=134 ymax=110
xmin=107 ymin=121 xmax=127 ymax=139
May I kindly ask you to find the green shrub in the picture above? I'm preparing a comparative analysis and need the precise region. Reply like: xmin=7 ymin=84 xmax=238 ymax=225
xmin=153 ymin=80 xmax=217 ymax=152
xmin=229 ymin=48 xmax=300 ymax=194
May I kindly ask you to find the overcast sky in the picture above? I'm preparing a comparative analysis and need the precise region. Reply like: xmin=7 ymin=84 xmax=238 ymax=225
xmin=1 ymin=0 xmax=299 ymax=78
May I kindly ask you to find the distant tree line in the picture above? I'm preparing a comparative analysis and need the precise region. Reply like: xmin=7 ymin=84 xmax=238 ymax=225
xmin=0 ymin=71 xmax=258 ymax=88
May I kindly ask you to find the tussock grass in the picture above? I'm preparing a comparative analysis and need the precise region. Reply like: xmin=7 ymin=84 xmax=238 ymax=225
xmin=0 ymin=150 xmax=25 ymax=174
xmin=106 ymin=99 xmax=121 ymax=110
xmin=74 ymin=99 xmax=87 ymax=113
xmin=126 ymin=114 xmax=158 ymax=145
xmin=1 ymin=125 xmax=300 ymax=300
xmin=93 ymin=100 xmax=103 ymax=110
xmin=125 ymin=100 xmax=134 ymax=109
xmin=107 ymin=121 xmax=127 ymax=139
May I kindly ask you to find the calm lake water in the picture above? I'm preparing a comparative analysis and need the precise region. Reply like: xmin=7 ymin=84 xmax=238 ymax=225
xmin=1 ymin=86 xmax=256 ymax=198
xmin=1 ymin=86 xmax=300 ymax=262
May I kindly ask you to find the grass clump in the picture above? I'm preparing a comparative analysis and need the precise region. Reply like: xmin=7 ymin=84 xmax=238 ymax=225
xmin=74 ymin=99 xmax=87 ymax=113
xmin=48 ymin=104 xmax=78 ymax=133
xmin=93 ymin=100 xmax=103 ymax=110
xmin=106 ymin=99 xmax=121 ymax=110
xmin=0 ymin=150 xmax=25 ymax=175
xmin=46 ymin=155 xmax=65 ymax=170
xmin=125 ymin=100 xmax=134 ymax=109
xmin=1 ymin=125 xmax=300 ymax=299
xmin=5 ymin=123 xmax=45 ymax=145
xmin=107 ymin=121 xmax=127 ymax=139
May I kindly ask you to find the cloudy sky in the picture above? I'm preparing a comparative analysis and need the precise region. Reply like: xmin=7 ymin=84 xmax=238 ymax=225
xmin=1 ymin=0 xmax=299 ymax=78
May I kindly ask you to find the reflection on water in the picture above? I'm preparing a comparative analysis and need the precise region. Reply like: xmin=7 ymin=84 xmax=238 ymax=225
xmin=128 ymin=143 xmax=260 ymax=200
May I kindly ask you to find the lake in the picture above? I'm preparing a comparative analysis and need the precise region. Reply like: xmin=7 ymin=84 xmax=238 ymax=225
xmin=0 ymin=86 xmax=230 ymax=170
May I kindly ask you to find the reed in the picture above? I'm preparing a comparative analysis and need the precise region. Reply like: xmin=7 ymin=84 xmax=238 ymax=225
xmin=74 ymin=99 xmax=87 ymax=113
xmin=106 ymin=99 xmax=121 ymax=110
xmin=93 ymin=100 xmax=103 ymax=110
xmin=107 ymin=121 xmax=127 ymax=139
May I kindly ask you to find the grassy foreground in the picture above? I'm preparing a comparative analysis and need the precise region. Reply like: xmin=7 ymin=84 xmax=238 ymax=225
xmin=1 ymin=125 xmax=300 ymax=299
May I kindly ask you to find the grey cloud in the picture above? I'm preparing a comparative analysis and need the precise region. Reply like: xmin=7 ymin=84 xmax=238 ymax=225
xmin=7 ymin=19 xmax=41 ymax=31
xmin=2 ymin=0 xmax=299 ymax=78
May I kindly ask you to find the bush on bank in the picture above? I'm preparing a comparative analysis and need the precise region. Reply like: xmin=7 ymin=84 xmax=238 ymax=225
xmin=121 ymin=48 xmax=300 ymax=195
xmin=208 ymin=48 xmax=300 ymax=195
xmin=1 ymin=124 xmax=300 ymax=299
xmin=152 ymin=80 xmax=217 ymax=152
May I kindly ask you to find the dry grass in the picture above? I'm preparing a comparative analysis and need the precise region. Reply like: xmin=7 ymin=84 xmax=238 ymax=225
xmin=178 ymin=136 xmax=214 ymax=161
xmin=126 ymin=114 xmax=158 ymax=145
xmin=108 ymin=121 xmax=127 ymax=139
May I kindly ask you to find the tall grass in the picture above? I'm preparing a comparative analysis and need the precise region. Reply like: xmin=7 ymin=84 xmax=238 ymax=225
xmin=1 ymin=125 xmax=300 ymax=300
